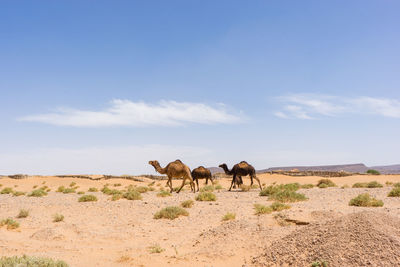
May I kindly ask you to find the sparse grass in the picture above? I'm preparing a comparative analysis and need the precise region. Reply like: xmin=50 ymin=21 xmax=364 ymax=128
xmin=301 ymin=184 xmax=314 ymax=189
xmin=254 ymin=204 xmax=272 ymax=215
xmin=154 ymin=206 xmax=189 ymax=220
xmin=349 ymin=193 xmax=383 ymax=207
xmin=394 ymin=183 xmax=400 ymax=188
xmin=386 ymin=181 xmax=393 ymax=186
xmin=157 ymin=190 xmax=172 ymax=197
xmin=268 ymin=190 xmax=307 ymax=203
xmin=28 ymin=188 xmax=48 ymax=197
xmin=12 ymin=191 xmax=26 ymax=196
xmin=311 ymin=260 xmax=328 ymax=267
xmin=222 ymin=212 xmax=236 ymax=221
xmin=1 ymin=187 xmax=13 ymax=194
xmin=240 ymin=184 xmax=251 ymax=192
xmin=113 ymin=183 xmax=122 ymax=187
xmin=123 ymin=190 xmax=142 ymax=200
xmin=0 ymin=218 xmax=20 ymax=229
xmin=53 ymin=214 xmax=64 ymax=222
xmin=388 ymin=187 xmax=400 ymax=197
xmin=270 ymin=202 xmax=291 ymax=211
xmin=77 ymin=191 xmax=84 ymax=194
xmin=195 ymin=192 xmax=216 ymax=201
xmin=69 ymin=182 xmax=76 ymax=187
xmin=0 ymin=255 xmax=68 ymax=266
xmin=17 ymin=209 xmax=29 ymax=218
xmin=200 ymin=185 xmax=214 ymax=192
xmin=181 ymin=200 xmax=194 ymax=208
xmin=135 ymin=186 xmax=149 ymax=193
xmin=317 ymin=179 xmax=336 ymax=188
xmin=352 ymin=181 xmax=383 ymax=188
xmin=88 ymin=187 xmax=98 ymax=192
xmin=148 ymin=244 xmax=165 ymax=253
xmin=78 ymin=194 xmax=97 ymax=202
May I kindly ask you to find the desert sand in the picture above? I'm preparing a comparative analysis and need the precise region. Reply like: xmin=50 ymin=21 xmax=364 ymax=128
xmin=1 ymin=173 xmax=400 ymax=266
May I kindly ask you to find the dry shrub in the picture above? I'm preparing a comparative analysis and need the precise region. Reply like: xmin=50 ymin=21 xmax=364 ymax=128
xmin=154 ymin=206 xmax=188 ymax=220
xmin=222 ymin=212 xmax=236 ymax=221
xmin=388 ymin=187 xmax=400 ymax=197
xmin=17 ymin=209 xmax=29 ymax=218
xmin=0 ymin=255 xmax=68 ymax=267
xmin=53 ymin=214 xmax=64 ymax=222
xmin=254 ymin=204 xmax=272 ymax=215
xmin=317 ymin=179 xmax=336 ymax=188
xmin=181 ymin=200 xmax=194 ymax=208
xmin=0 ymin=218 xmax=20 ymax=229
xmin=157 ymin=190 xmax=171 ymax=197
xmin=78 ymin=194 xmax=97 ymax=202
xmin=349 ymin=193 xmax=383 ymax=207
xmin=196 ymin=192 xmax=216 ymax=201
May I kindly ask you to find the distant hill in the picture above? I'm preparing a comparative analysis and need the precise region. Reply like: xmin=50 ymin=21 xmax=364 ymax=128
xmin=371 ymin=164 xmax=400 ymax=174
xmin=209 ymin=163 xmax=400 ymax=175
xmin=257 ymin=163 xmax=369 ymax=174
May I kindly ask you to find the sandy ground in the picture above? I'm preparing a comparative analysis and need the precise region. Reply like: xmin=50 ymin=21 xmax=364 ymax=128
xmin=1 ymin=173 xmax=400 ymax=266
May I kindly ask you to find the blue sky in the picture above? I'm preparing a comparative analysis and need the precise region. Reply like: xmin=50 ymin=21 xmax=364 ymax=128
xmin=1 ymin=1 xmax=400 ymax=174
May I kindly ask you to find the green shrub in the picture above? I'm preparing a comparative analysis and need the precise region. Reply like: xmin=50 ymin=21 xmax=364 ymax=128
xmin=311 ymin=261 xmax=328 ymax=267
xmin=222 ymin=212 xmax=236 ymax=221
xmin=259 ymin=183 xmax=300 ymax=196
xmin=366 ymin=169 xmax=381 ymax=175
xmin=62 ymin=188 xmax=76 ymax=194
xmin=301 ymin=184 xmax=314 ymax=189
xmin=112 ymin=194 xmax=123 ymax=201
xmin=367 ymin=181 xmax=383 ymax=188
xmin=69 ymin=182 xmax=76 ymax=187
xmin=195 ymin=192 xmax=216 ymax=201
xmin=254 ymin=204 xmax=272 ymax=215
xmin=1 ymin=187 xmax=13 ymax=194
xmin=12 ymin=191 xmax=26 ymax=196
xmin=270 ymin=202 xmax=291 ymax=211
xmin=56 ymin=186 xmax=65 ymax=192
xmin=394 ymin=183 xmax=400 ymax=188
xmin=157 ymin=190 xmax=172 ymax=197
xmin=154 ymin=206 xmax=189 ymax=220
xmin=317 ymin=179 xmax=336 ymax=188
xmin=101 ymin=186 xmax=122 ymax=195
xmin=148 ymin=244 xmax=165 ymax=253
xmin=53 ymin=214 xmax=64 ymax=222
xmin=181 ymin=200 xmax=194 ymax=208
xmin=0 ymin=255 xmax=68 ymax=267
xmin=77 ymin=191 xmax=84 ymax=194
xmin=17 ymin=209 xmax=29 ymax=218
xmin=88 ymin=187 xmax=98 ymax=192
xmin=28 ymin=189 xmax=47 ymax=197
xmin=215 ymin=184 xmax=223 ymax=190
xmin=123 ymin=190 xmax=142 ymax=200
xmin=78 ymin=194 xmax=97 ymax=202
xmin=388 ymin=187 xmax=400 ymax=197
xmin=0 ymin=218 xmax=20 ymax=229
xmin=349 ymin=193 xmax=383 ymax=207
xmin=268 ymin=190 xmax=307 ymax=203
xmin=352 ymin=182 xmax=367 ymax=188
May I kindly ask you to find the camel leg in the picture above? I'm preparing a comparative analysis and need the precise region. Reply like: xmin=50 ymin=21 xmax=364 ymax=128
xmin=167 ymin=176 xmax=173 ymax=193
xmin=229 ymin=174 xmax=236 ymax=191
xmin=254 ymin=175 xmax=262 ymax=190
xmin=205 ymin=178 xmax=208 ymax=185
xmin=196 ymin=179 xmax=199 ymax=192
xmin=210 ymin=177 xmax=214 ymax=185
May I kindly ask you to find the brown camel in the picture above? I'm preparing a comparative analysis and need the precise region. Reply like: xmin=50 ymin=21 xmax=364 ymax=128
xmin=148 ymin=159 xmax=195 ymax=193
xmin=191 ymin=166 xmax=213 ymax=192
xmin=219 ymin=161 xmax=262 ymax=191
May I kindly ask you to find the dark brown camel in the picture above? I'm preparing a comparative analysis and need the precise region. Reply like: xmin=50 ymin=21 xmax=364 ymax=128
xmin=219 ymin=161 xmax=262 ymax=191
xmin=191 ymin=166 xmax=213 ymax=192
xmin=148 ymin=159 xmax=195 ymax=193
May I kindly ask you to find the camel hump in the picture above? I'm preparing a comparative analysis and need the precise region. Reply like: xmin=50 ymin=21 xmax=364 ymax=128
xmin=174 ymin=159 xmax=183 ymax=163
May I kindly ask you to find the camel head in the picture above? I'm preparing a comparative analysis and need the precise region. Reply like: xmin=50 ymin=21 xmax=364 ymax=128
xmin=219 ymin=163 xmax=227 ymax=169
xmin=148 ymin=160 xmax=159 ymax=167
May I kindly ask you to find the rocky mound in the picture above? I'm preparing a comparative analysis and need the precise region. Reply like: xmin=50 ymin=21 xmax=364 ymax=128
xmin=252 ymin=211 xmax=400 ymax=266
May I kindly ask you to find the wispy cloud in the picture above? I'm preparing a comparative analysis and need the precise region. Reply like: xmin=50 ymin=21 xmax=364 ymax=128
xmin=19 ymin=99 xmax=243 ymax=127
xmin=275 ymin=94 xmax=400 ymax=119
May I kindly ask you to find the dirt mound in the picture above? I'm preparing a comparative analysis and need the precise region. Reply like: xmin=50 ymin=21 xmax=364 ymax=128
xmin=252 ymin=211 xmax=400 ymax=266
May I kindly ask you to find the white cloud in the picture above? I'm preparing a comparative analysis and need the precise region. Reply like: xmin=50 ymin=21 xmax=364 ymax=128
xmin=0 ymin=144 xmax=214 ymax=175
xmin=275 ymin=94 xmax=400 ymax=119
xmin=19 ymin=99 xmax=243 ymax=127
